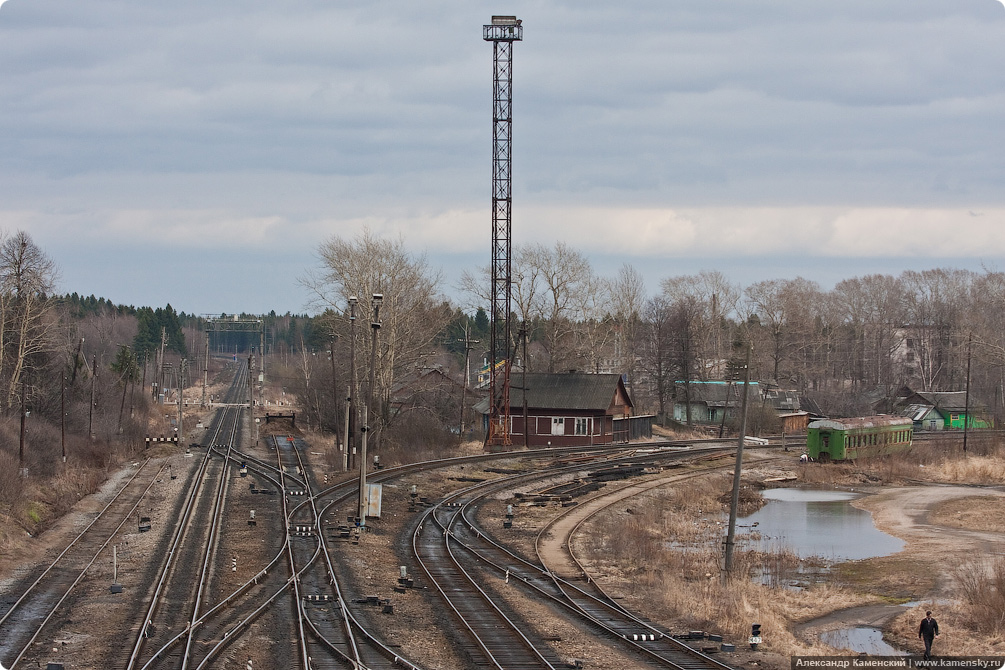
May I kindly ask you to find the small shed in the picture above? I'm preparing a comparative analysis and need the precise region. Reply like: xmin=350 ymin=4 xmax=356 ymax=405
xmin=778 ymin=411 xmax=811 ymax=434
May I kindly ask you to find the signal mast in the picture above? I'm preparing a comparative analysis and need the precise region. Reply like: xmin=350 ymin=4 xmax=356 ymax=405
xmin=483 ymin=15 xmax=522 ymax=449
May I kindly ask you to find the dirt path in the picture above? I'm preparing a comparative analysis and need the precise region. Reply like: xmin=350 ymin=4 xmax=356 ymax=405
xmin=856 ymin=483 xmax=1005 ymax=595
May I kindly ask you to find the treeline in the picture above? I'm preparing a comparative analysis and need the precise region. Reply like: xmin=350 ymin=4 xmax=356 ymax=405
xmin=286 ymin=232 xmax=1005 ymax=447
xmin=7 ymin=225 xmax=1003 ymax=483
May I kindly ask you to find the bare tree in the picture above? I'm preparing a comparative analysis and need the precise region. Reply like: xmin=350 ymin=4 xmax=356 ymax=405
xmin=301 ymin=229 xmax=449 ymax=432
xmin=900 ymin=269 xmax=973 ymax=391
xmin=609 ymin=263 xmax=648 ymax=392
xmin=517 ymin=242 xmax=594 ymax=372
xmin=639 ymin=295 xmax=675 ymax=420
xmin=743 ymin=277 xmax=822 ymax=389
xmin=571 ymin=272 xmax=616 ymax=374
xmin=458 ymin=242 xmax=597 ymax=373
xmin=668 ymin=296 xmax=704 ymax=424
xmin=0 ymin=231 xmax=59 ymax=411
xmin=662 ymin=270 xmax=740 ymax=378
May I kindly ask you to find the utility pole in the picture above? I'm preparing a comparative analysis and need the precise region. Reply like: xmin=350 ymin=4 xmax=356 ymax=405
xmin=202 ymin=334 xmax=209 ymax=408
xmin=158 ymin=327 xmax=167 ymax=401
xmin=359 ymin=293 xmax=382 ymax=528
xmin=458 ymin=324 xmax=479 ymax=441
xmin=519 ymin=323 xmax=529 ymax=449
xmin=329 ymin=336 xmax=340 ymax=468
xmin=89 ymin=355 xmax=97 ymax=440
xmin=177 ymin=359 xmax=185 ymax=448
xmin=259 ymin=323 xmax=265 ymax=409
xmin=723 ymin=342 xmax=752 ymax=582
xmin=964 ymin=332 xmax=972 ymax=453
xmin=346 ymin=296 xmax=358 ymax=471
xmin=61 ymin=375 xmax=66 ymax=463
xmin=19 ymin=375 xmax=27 ymax=464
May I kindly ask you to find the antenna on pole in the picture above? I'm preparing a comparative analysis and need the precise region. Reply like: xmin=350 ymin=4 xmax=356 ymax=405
xmin=483 ymin=15 xmax=522 ymax=450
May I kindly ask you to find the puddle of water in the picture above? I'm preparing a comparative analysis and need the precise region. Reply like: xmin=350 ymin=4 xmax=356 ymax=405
xmin=902 ymin=599 xmax=953 ymax=608
xmin=761 ymin=489 xmax=860 ymax=503
xmin=820 ymin=626 xmax=905 ymax=655
xmin=741 ymin=488 xmax=904 ymax=562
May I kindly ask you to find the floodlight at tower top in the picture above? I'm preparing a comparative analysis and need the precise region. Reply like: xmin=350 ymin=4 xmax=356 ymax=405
xmin=484 ymin=15 xmax=522 ymax=41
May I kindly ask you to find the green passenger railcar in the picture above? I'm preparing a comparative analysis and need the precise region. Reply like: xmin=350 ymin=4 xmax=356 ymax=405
xmin=806 ymin=416 xmax=914 ymax=461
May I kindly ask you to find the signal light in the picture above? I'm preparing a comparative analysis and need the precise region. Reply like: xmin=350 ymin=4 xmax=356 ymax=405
xmin=749 ymin=623 xmax=762 ymax=650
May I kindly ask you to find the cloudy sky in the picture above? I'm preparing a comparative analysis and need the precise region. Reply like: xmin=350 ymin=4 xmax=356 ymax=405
xmin=2 ymin=0 xmax=1004 ymax=315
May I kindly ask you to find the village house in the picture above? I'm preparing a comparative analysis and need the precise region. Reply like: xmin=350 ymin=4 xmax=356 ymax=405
xmin=892 ymin=390 xmax=989 ymax=430
xmin=478 ymin=372 xmax=638 ymax=447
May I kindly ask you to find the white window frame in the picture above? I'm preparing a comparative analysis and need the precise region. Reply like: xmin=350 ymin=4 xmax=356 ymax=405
xmin=551 ymin=417 xmax=565 ymax=436
xmin=574 ymin=417 xmax=589 ymax=436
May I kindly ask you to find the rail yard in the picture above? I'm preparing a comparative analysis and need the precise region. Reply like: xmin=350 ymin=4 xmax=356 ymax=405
xmin=2 ymin=358 xmax=1003 ymax=669
xmin=0 ymin=361 xmax=767 ymax=670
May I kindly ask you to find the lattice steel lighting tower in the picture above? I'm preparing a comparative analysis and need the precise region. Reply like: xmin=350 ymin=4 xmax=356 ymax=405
xmin=483 ymin=15 xmax=522 ymax=449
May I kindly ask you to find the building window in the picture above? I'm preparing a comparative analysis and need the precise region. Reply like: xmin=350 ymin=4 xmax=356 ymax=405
xmin=552 ymin=417 xmax=565 ymax=436
xmin=575 ymin=418 xmax=588 ymax=435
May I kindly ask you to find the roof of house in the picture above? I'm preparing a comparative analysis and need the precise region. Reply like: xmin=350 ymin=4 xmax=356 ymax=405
xmin=898 ymin=403 xmax=944 ymax=422
xmin=762 ymin=388 xmax=802 ymax=412
xmin=510 ymin=373 xmax=632 ymax=411
xmin=903 ymin=391 xmax=969 ymax=412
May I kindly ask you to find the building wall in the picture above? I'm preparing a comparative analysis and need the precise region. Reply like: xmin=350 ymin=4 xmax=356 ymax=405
xmin=511 ymin=409 xmax=613 ymax=447
xmin=781 ymin=414 xmax=810 ymax=434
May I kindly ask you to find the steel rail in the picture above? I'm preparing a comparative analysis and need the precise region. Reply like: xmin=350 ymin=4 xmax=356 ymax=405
xmin=126 ymin=432 xmax=218 ymax=669
xmin=143 ymin=437 xmax=293 ymax=667
xmin=418 ymin=501 xmax=559 ymax=669
xmin=274 ymin=436 xmax=313 ymax=670
xmin=408 ymin=447 xmax=736 ymax=670
xmin=169 ymin=441 xmax=299 ymax=670
xmin=285 ymin=435 xmax=428 ymax=670
xmin=0 ymin=460 xmax=163 ymax=669
xmin=179 ymin=411 xmax=241 ymax=670
xmin=285 ymin=436 xmax=365 ymax=669
xmin=449 ymin=463 xmax=742 ymax=669
xmin=128 ymin=362 xmax=249 ymax=670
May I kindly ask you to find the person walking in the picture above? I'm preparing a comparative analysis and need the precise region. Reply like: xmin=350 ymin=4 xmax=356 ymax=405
xmin=918 ymin=610 xmax=939 ymax=659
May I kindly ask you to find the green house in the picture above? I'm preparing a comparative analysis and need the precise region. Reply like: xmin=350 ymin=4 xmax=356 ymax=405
xmin=897 ymin=391 xmax=989 ymax=430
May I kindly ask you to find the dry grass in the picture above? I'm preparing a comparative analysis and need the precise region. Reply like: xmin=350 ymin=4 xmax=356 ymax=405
xmin=585 ymin=472 xmax=876 ymax=656
xmin=887 ymin=602 xmax=1005 ymax=656
xmin=930 ymin=496 xmax=1005 ymax=533
xmin=652 ymin=424 xmax=718 ymax=441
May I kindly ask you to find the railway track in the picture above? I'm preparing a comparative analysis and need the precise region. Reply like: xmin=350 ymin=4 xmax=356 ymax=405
xmin=411 ymin=447 xmax=742 ymax=670
xmin=279 ymin=434 xmax=426 ymax=670
xmin=0 ymin=459 xmax=164 ymax=668
xmin=3 ymin=383 xmax=752 ymax=670
xmin=126 ymin=361 xmax=259 ymax=670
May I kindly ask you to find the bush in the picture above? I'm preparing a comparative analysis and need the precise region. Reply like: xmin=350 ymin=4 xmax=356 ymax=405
xmin=379 ymin=410 xmax=457 ymax=465
xmin=953 ymin=554 xmax=1005 ymax=634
